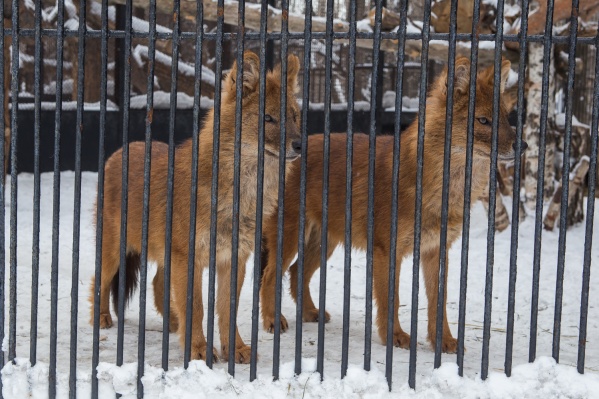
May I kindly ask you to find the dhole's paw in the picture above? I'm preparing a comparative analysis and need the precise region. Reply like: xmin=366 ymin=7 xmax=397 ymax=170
xmin=393 ymin=330 xmax=411 ymax=349
xmin=428 ymin=335 xmax=459 ymax=353
xmin=302 ymin=308 xmax=330 ymax=323
xmin=440 ymin=336 xmax=458 ymax=353
xmin=191 ymin=343 xmax=219 ymax=362
xmin=263 ymin=314 xmax=288 ymax=333
xmin=222 ymin=344 xmax=253 ymax=364
xmin=99 ymin=313 xmax=113 ymax=329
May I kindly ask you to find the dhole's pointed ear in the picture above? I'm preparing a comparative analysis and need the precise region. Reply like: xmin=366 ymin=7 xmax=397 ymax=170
xmin=273 ymin=54 xmax=301 ymax=94
xmin=287 ymin=54 xmax=300 ymax=94
xmin=445 ymin=57 xmax=470 ymax=95
xmin=500 ymin=59 xmax=511 ymax=93
xmin=224 ymin=51 xmax=260 ymax=98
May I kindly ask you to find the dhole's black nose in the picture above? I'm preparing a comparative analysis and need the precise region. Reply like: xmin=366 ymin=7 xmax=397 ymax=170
xmin=513 ymin=141 xmax=528 ymax=152
xmin=292 ymin=140 xmax=302 ymax=154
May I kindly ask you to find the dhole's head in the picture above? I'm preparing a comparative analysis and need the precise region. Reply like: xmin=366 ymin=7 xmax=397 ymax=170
xmin=221 ymin=51 xmax=302 ymax=161
xmin=430 ymin=57 xmax=525 ymax=161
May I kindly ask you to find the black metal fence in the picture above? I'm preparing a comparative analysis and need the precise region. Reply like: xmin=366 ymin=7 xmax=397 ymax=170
xmin=1 ymin=0 xmax=598 ymax=398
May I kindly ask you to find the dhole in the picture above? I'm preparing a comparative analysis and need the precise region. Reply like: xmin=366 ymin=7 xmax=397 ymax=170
xmin=260 ymin=58 xmax=525 ymax=352
xmin=90 ymin=51 xmax=302 ymax=363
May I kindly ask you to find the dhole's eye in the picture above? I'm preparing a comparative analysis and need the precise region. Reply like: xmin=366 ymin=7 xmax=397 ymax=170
xmin=264 ymin=114 xmax=276 ymax=123
xmin=477 ymin=117 xmax=490 ymax=125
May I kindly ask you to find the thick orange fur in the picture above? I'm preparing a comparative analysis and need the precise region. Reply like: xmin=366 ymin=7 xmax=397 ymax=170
xmin=260 ymin=58 xmax=519 ymax=353
xmin=89 ymin=51 xmax=302 ymax=363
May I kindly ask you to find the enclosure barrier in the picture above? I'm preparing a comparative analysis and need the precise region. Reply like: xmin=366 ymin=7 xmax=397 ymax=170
xmin=0 ymin=0 xmax=598 ymax=398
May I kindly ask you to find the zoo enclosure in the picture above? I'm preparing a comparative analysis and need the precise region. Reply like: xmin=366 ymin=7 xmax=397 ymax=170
xmin=0 ymin=0 xmax=598 ymax=398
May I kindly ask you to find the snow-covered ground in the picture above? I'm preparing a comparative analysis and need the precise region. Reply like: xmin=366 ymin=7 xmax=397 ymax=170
xmin=2 ymin=171 xmax=599 ymax=398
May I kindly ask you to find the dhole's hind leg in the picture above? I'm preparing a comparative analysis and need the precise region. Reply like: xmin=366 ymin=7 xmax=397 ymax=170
xmin=217 ymin=253 xmax=251 ymax=364
xmin=422 ymin=249 xmax=457 ymax=353
xmin=373 ymin=247 xmax=410 ymax=349
xmin=289 ymin=228 xmax=334 ymax=323
xmin=152 ymin=267 xmax=180 ymax=333
xmin=170 ymin=252 xmax=218 ymax=362
xmin=89 ymin=238 xmax=121 ymax=329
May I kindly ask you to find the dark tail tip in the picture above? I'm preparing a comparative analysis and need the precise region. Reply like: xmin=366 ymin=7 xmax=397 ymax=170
xmin=110 ymin=252 xmax=141 ymax=317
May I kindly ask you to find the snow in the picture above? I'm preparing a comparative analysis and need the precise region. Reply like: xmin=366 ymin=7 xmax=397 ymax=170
xmin=17 ymin=100 xmax=119 ymax=111
xmin=356 ymin=18 xmax=373 ymax=33
xmin=556 ymin=113 xmax=591 ymax=130
xmin=132 ymin=45 xmax=216 ymax=88
xmin=1 ymin=166 xmax=599 ymax=398
xmin=505 ymin=69 xmax=519 ymax=89
xmin=129 ymin=92 xmax=214 ymax=110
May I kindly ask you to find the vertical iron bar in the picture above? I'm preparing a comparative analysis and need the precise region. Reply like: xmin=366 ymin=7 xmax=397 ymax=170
xmin=385 ymin=0 xmax=409 ymax=388
xmin=136 ymin=0 xmax=157 ymax=396
xmin=552 ymin=0 xmax=579 ymax=362
xmin=0 ymin=3 xmax=6 ymax=398
xmin=160 ymin=0 xmax=180 ymax=375
xmin=434 ymin=0 xmax=459 ymax=368
xmin=115 ymin=0 xmax=133 ymax=371
xmin=364 ymin=0 xmax=383 ymax=373
xmin=577 ymin=28 xmax=599 ymax=374
xmin=69 ymin=0 xmax=87 ymax=396
xmin=481 ymin=0 xmax=506 ymax=381
xmin=316 ymin=0 xmax=334 ymax=379
xmin=341 ymin=0 xmax=357 ymax=379
xmin=8 ymin=0 xmax=20 ymax=364
xmin=249 ymin=0 xmax=270 ymax=380
xmin=91 ymin=0 xmax=110 ymax=396
xmin=273 ymin=0 xmax=291 ymax=380
xmin=529 ymin=0 xmax=555 ymax=363
xmin=49 ymin=0 xmax=66 ymax=396
xmin=457 ymin=0 xmax=481 ymax=376
xmin=409 ymin=0 xmax=433 ymax=389
xmin=294 ymin=0 xmax=312 ymax=377
xmin=504 ymin=0 xmax=529 ymax=377
xmin=30 ymin=0 xmax=43 ymax=368
xmin=184 ymin=0 xmax=204 ymax=369
xmin=228 ymin=0 xmax=246 ymax=375
xmin=206 ymin=0 xmax=225 ymax=369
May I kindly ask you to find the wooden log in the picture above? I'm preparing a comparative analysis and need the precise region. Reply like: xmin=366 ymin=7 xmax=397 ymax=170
xmin=543 ymin=156 xmax=590 ymax=230
xmin=524 ymin=42 xmax=557 ymax=210
xmin=505 ymin=0 xmax=599 ymax=50
xmin=479 ymin=176 xmax=511 ymax=232
xmin=368 ymin=7 xmax=400 ymax=31
xmin=103 ymin=0 xmax=499 ymax=62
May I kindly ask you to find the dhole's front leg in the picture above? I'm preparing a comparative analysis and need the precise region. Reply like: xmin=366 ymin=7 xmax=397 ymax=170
xmin=216 ymin=252 xmax=251 ymax=363
xmin=288 ymin=227 xmax=333 ymax=323
xmin=421 ymin=248 xmax=457 ymax=353
xmin=260 ymin=237 xmax=296 ymax=333
xmin=372 ymin=247 xmax=410 ymax=349
xmin=171 ymin=252 xmax=218 ymax=362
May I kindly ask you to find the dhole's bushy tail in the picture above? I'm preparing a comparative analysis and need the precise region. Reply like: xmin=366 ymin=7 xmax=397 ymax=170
xmin=110 ymin=252 xmax=141 ymax=314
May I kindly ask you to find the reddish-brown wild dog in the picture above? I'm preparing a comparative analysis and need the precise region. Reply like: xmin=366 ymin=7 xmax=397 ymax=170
xmin=260 ymin=58 xmax=524 ymax=353
xmin=90 ymin=51 xmax=302 ymax=363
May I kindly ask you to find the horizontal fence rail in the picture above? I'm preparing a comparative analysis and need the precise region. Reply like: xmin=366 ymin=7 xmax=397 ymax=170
xmin=1 ymin=0 xmax=598 ymax=398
